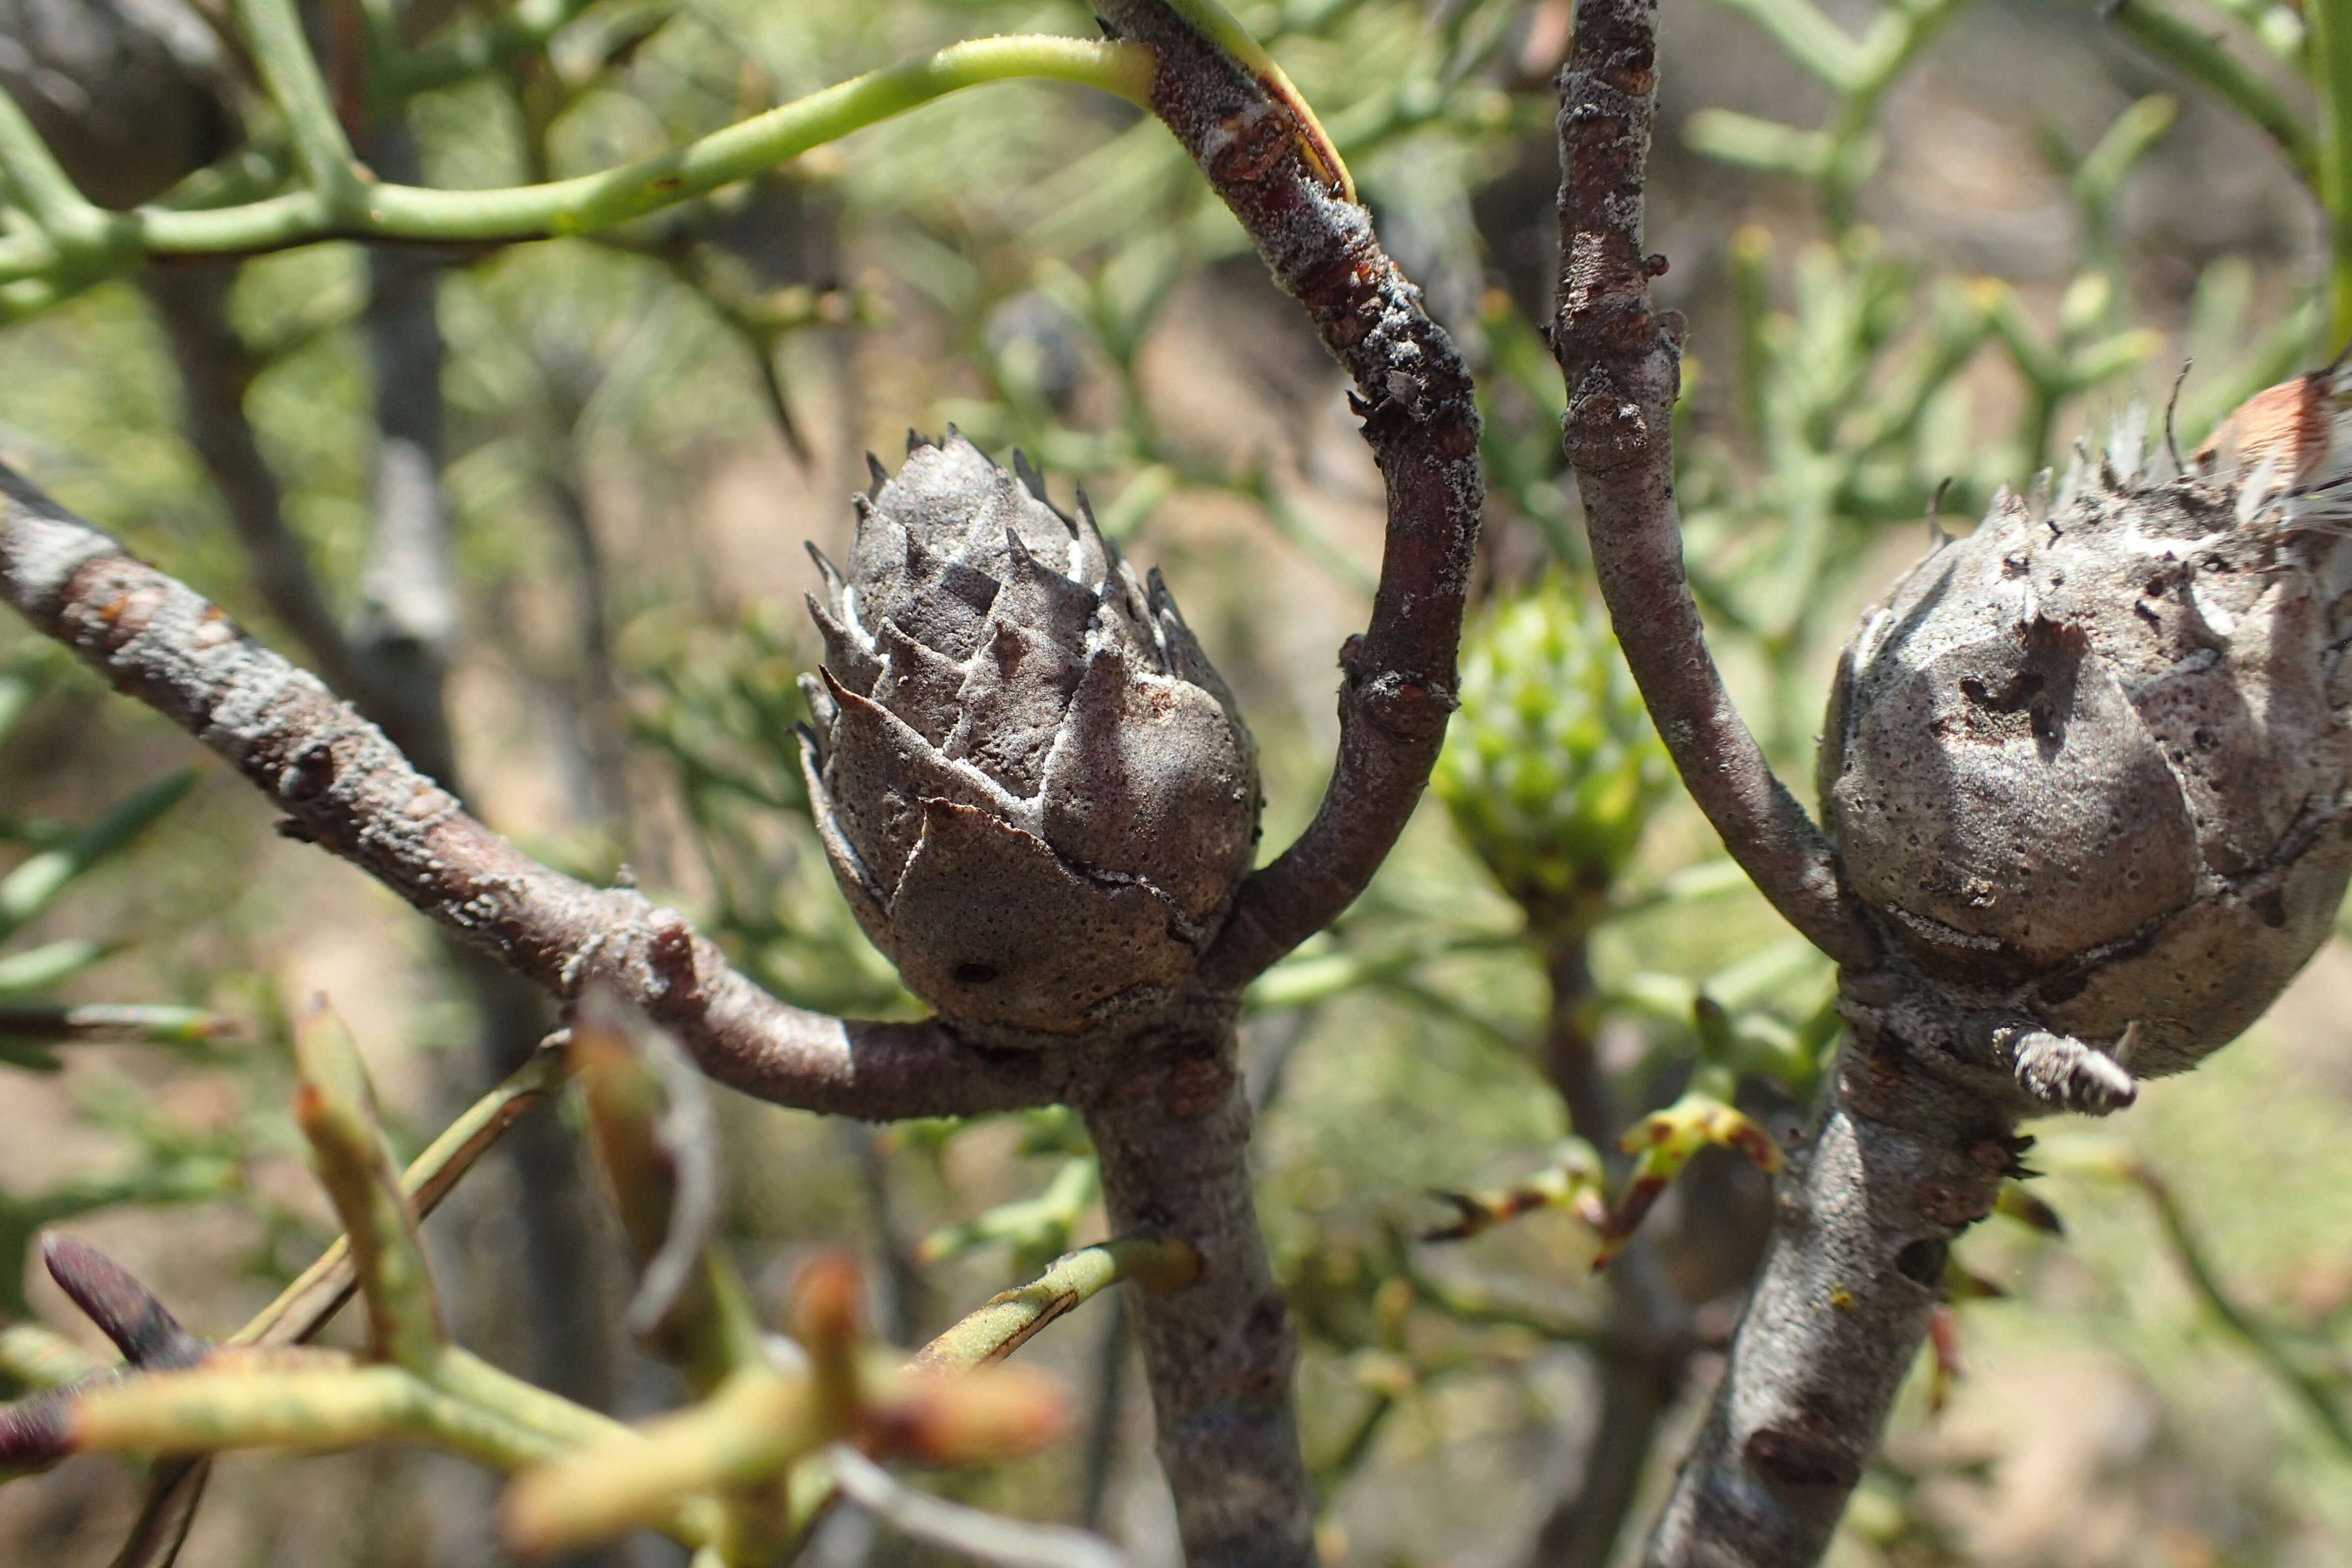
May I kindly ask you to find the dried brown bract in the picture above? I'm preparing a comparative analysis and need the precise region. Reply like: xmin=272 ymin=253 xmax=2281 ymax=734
xmin=1822 ymin=408 xmax=2352 ymax=1113
xmin=799 ymin=433 xmax=1259 ymax=1044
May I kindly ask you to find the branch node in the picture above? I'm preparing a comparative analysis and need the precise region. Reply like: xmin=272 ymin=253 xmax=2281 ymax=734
xmin=646 ymin=909 xmax=701 ymax=1001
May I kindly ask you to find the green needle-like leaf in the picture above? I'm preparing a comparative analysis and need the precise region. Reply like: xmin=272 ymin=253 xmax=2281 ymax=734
xmin=290 ymin=1003 xmax=443 ymax=1371
xmin=0 ymin=768 xmax=197 ymax=945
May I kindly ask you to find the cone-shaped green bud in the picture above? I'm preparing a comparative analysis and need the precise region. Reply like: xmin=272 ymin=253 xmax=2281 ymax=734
xmin=800 ymin=434 xmax=1259 ymax=1044
xmin=1433 ymin=577 xmax=1668 ymax=925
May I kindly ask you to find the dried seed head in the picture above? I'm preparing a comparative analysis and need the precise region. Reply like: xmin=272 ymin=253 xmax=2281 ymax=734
xmin=1434 ymin=578 xmax=1667 ymax=927
xmin=1822 ymin=396 xmax=2352 ymax=1093
xmin=800 ymin=434 xmax=1258 ymax=1042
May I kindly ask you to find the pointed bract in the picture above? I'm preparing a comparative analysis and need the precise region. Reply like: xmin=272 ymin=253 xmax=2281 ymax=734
xmin=801 ymin=440 xmax=1258 ymax=1041
xmin=1821 ymin=406 xmax=2352 ymax=1088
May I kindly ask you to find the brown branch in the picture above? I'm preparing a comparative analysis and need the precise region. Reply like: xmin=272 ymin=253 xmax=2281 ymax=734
xmin=1045 ymin=10 xmax=1484 ymax=1557
xmin=1550 ymin=0 xmax=1879 ymax=973
xmin=0 ymin=466 xmax=1065 ymax=1123
xmin=1526 ymin=933 xmax=1694 ymax=1568
xmin=1089 ymin=0 xmax=1484 ymax=991
xmin=1547 ymin=11 xmax=2027 ymax=1564
xmin=1641 ymin=1029 xmax=2016 ymax=1568
xmin=1079 ymin=1017 xmax=1314 ymax=1568
xmin=1059 ymin=11 xmax=1486 ymax=1554
xmin=353 ymin=109 xmax=615 ymax=1436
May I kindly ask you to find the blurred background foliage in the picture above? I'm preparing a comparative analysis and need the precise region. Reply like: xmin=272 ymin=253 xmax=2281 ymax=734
xmin=2 ymin=0 xmax=2350 ymax=1563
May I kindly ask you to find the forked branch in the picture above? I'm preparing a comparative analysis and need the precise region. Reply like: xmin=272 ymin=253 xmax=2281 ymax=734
xmin=1091 ymin=0 xmax=1486 ymax=988
xmin=1552 ymin=10 xmax=2031 ymax=1566
xmin=1551 ymin=0 xmax=1879 ymax=972
xmin=0 ymin=12 xmax=1476 ymax=1562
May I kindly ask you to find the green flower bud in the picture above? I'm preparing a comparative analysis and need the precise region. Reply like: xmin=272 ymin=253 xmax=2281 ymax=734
xmin=1434 ymin=578 xmax=1669 ymax=924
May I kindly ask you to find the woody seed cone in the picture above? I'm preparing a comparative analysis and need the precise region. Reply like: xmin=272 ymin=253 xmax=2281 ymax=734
xmin=1820 ymin=407 xmax=2352 ymax=1091
xmin=799 ymin=434 xmax=1259 ymax=1042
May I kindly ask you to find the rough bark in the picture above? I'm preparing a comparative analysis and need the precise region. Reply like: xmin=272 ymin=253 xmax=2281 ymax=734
xmin=1547 ymin=10 xmax=2026 ymax=1561
xmin=2 ymin=12 xmax=1490 ymax=1562
xmin=1080 ymin=1010 xmax=1313 ymax=1568
xmin=1067 ymin=9 xmax=1490 ymax=1554
xmin=359 ymin=110 xmax=620 ymax=1439
xmin=1643 ymin=1030 xmax=2015 ymax=1567
xmin=1089 ymin=1 xmax=1485 ymax=992
xmin=0 ymin=468 xmax=1066 ymax=1123
xmin=1549 ymin=0 xmax=1878 ymax=973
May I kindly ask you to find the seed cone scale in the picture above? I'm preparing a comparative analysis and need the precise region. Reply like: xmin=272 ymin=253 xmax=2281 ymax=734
xmin=799 ymin=433 xmax=1259 ymax=1042
xmin=1820 ymin=413 xmax=2352 ymax=1092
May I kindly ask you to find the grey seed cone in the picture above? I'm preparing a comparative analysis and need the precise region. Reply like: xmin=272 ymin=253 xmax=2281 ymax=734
xmin=1820 ymin=423 xmax=2352 ymax=1080
xmin=800 ymin=433 xmax=1258 ymax=1042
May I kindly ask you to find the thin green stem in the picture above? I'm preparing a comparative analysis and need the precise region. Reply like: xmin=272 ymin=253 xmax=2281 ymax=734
xmin=0 ymin=1322 xmax=97 ymax=1389
xmin=2312 ymin=0 xmax=2352 ymax=342
xmin=235 ymin=1044 xmax=566 ymax=1349
xmin=430 ymin=1346 xmax=634 ymax=1450
xmin=1315 ymin=1387 xmax=1399 ymax=1491
xmin=0 ymin=93 xmax=113 ymax=258
xmin=0 ymin=768 xmax=197 ymax=945
xmin=231 ymin=0 xmax=364 ymax=207
xmin=356 ymin=0 xmax=404 ymax=71
xmin=2133 ymin=1166 xmax=2352 ymax=1458
xmin=0 ymin=277 xmax=71 ymax=327
xmin=2108 ymin=0 xmax=2317 ymax=186
xmin=71 ymin=1362 xmax=566 ymax=1473
xmin=1703 ymin=0 xmax=1866 ymax=91
xmin=140 ymin=36 xmax=1150 ymax=252
xmin=0 ymin=233 xmax=58 ymax=288
xmin=1822 ymin=0 xmax=1970 ymax=228
xmin=911 ymin=1237 xmax=1199 ymax=1374
xmin=0 ymin=34 xmax=1153 ymax=323
xmin=129 ymin=190 xmax=334 ymax=257
xmin=291 ymin=1006 xmax=446 ymax=1372
xmin=503 ymin=1365 xmax=817 ymax=1558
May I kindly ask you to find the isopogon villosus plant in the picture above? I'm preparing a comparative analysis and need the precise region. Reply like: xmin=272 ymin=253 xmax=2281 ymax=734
xmin=1821 ymin=395 xmax=2352 ymax=1115
xmin=797 ymin=432 xmax=1260 ymax=1043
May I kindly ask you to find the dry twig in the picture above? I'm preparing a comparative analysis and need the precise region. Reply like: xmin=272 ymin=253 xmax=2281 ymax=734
xmin=0 ymin=464 xmax=1064 ymax=1122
